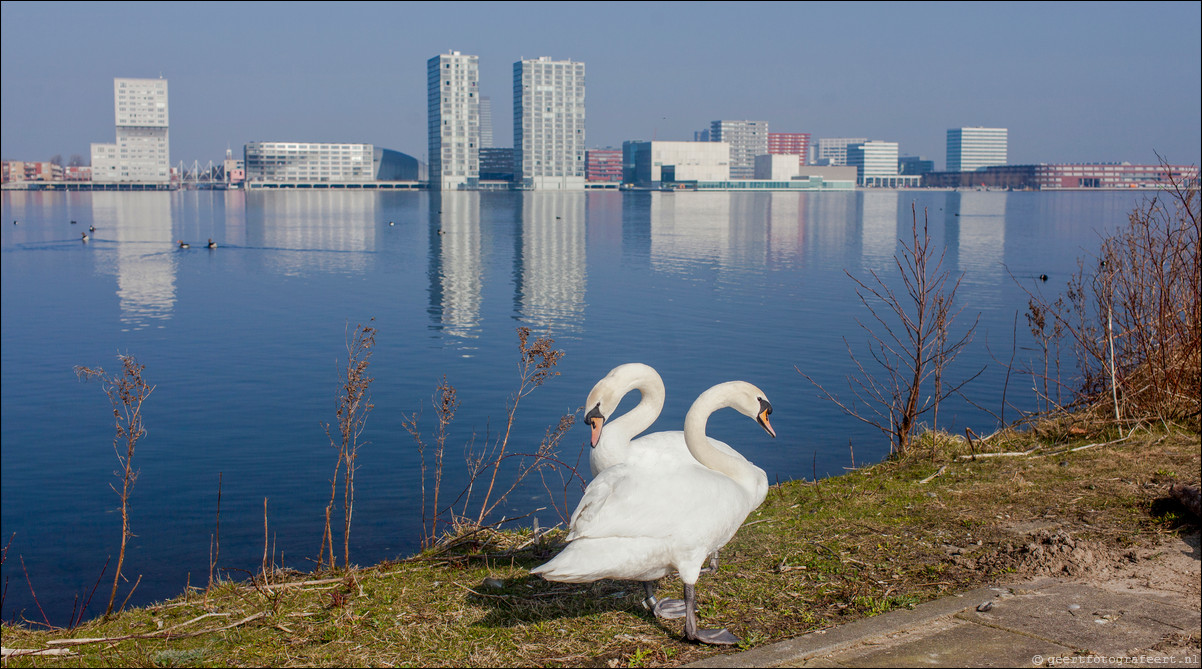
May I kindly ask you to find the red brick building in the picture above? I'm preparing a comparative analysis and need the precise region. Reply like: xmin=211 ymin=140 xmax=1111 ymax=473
xmin=585 ymin=148 xmax=622 ymax=182
xmin=768 ymin=132 xmax=812 ymax=167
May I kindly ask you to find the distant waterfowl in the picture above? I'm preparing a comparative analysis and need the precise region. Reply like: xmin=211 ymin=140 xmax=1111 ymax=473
xmin=207 ymin=238 xmax=217 ymax=249
xmin=88 ymin=225 xmax=96 ymax=232
xmin=388 ymin=221 xmax=395 ymax=226
xmin=81 ymin=232 xmax=89 ymax=242
xmin=12 ymin=220 xmax=17 ymax=225
xmin=1039 ymin=274 xmax=1048 ymax=282
xmin=70 ymin=220 xmax=77 ymax=225
xmin=177 ymin=240 xmax=190 ymax=249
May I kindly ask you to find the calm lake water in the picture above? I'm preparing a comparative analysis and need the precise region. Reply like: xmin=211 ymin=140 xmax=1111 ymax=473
xmin=1 ymin=188 xmax=1144 ymax=624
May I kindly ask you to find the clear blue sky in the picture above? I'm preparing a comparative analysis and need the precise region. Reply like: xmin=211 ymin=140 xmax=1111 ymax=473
xmin=2 ymin=1 xmax=1199 ymax=170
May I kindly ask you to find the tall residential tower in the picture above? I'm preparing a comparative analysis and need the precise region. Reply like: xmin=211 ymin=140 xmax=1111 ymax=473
xmin=947 ymin=127 xmax=1008 ymax=172
xmin=427 ymin=51 xmax=480 ymax=190
xmin=91 ymin=77 xmax=170 ymax=183
xmin=514 ymin=57 xmax=587 ymax=190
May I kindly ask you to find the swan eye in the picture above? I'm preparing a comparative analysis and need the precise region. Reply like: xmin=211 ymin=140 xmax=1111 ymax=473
xmin=758 ymin=397 xmax=772 ymax=416
xmin=585 ymin=404 xmax=605 ymax=426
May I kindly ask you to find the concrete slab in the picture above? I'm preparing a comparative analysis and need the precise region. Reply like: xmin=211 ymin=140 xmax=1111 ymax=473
xmin=959 ymin=582 xmax=1202 ymax=657
xmin=686 ymin=587 xmax=1001 ymax=668
xmin=684 ymin=578 xmax=1200 ymax=668
xmin=819 ymin=617 xmax=1073 ymax=668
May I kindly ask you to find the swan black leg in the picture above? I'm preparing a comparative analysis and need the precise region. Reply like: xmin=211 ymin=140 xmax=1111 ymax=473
xmin=643 ymin=580 xmax=685 ymax=619
xmin=682 ymin=582 xmax=740 ymax=645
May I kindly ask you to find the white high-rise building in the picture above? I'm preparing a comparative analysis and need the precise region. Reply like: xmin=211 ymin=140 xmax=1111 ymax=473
xmin=92 ymin=77 xmax=170 ymax=183
xmin=947 ymin=127 xmax=1008 ymax=172
xmin=427 ymin=51 xmax=480 ymax=190
xmin=813 ymin=138 xmax=868 ymax=166
xmin=709 ymin=120 xmax=768 ymax=179
xmin=514 ymin=57 xmax=586 ymax=190
xmin=847 ymin=141 xmax=899 ymax=185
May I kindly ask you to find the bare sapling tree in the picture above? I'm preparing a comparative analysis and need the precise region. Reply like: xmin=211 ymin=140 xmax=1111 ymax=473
xmin=74 ymin=353 xmax=155 ymax=617
xmin=801 ymin=204 xmax=980 ymax=456
xmin=319 ymin=320 xmax=376 ymax=571
xmin=1020 ymin=161 xmax=1200 ymax=425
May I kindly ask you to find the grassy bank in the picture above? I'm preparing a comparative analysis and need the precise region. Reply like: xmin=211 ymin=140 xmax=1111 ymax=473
xmin=3 ymin=419 xmax=1197 ymax=667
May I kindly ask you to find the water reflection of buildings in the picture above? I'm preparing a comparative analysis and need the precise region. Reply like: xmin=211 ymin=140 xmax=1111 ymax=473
xmin=90 ymin=192 xmax=176 ymax=331
xmin=428 ymin=192 xmax=483 ymax=338
xmin=515 ymin=192 xmax=586 ymax=333
xmin=945 ymin=191 xmax=1006 ymax=290
xmin=650 ymin=192 xmax=794 ymax=274
xmin=859 ymin=190 xmax=899 ymax=272
xmin=244 ymin=191 xmax=376 ymax=276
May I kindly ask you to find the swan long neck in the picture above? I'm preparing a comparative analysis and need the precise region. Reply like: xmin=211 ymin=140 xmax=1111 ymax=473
xmin=606 ymin=374 xmax=665 ymax=443
xmin=683 ymin=386 xmax=759 ymax=491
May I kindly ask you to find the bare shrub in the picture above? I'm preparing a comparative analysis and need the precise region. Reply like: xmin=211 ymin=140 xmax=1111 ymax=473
xmin=319 ymin=320 xmax=376 ymax=571
xmin=404 ymin=327 xmax=582 ymax=547
xmin=801 ymin=205 xmax=981 ymax=456
xmin=1021 ymin=164 xmax=1200 ymax=427
xmin=74 ymin=353 xmax=155 ymax=617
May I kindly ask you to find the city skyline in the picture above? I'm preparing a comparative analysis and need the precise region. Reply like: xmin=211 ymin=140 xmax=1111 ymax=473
xmin=1 ymin=1 xmax=1199 ymax=170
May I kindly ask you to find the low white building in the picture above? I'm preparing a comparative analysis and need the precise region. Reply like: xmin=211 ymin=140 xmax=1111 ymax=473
xmin=754 ymin=154 xmax=801 ymax=180
xmin=244 ymin=142 xmax=375 ymax=182
xmin=622 ymin=141 xmax=730 ymax=187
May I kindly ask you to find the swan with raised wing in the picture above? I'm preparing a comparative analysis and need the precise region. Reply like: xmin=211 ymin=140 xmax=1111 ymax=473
xmin=533 ymin=380 xmax=775 ymax=645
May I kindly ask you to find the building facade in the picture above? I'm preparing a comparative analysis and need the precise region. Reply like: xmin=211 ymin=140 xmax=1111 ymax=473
xmin=622 ymin=141 xmax=731 ymax=187
xmin=947 ymin=127 xmax=1007 ymax=172
xmin=899 ymin=156 xmax=935 ymax=175
xmin=243 ymin=142 xmax=375 ymax=182
xmin=428 ymin=51 xmax=480 ymax=190
xmin=813 ymin=138 xmax=867 ymax=166
xmin=479 ymin=147 xmax=516 ymax=182
xmin=92 ymin=77 xmax=170 ymax=183
xmin=754 ymin=154 xmax=801 ymax=180
xmin=922 ymin=163 xmax=1198 ymax=189
xmin=514 ymin=57 xmax=587 ymax=190
xmin=847 ymin=141 xmax=918 ymax=187
xmin=709 ymin=120 xmax=768 ymax=179
xmin=478 ymin=95 xmax=494 ymax=149
xmin=585 ymin=148 xmax=622 ymax=182
xmin=768 ymin=132 xmax=812 ymax=167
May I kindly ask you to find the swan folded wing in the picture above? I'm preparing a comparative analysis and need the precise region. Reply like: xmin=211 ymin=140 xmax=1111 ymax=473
xmin=566 ymin=460 xmax=753 ymax=547
xmin=530 ymin=537 xmax=677 ymax=582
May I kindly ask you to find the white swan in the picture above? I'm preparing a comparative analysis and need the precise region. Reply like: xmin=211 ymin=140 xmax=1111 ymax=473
xmin=533 ymin=380 xmax=775 ymax=645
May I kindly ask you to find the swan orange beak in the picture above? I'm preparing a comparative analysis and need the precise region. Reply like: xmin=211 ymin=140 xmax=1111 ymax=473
xmin=585 ymin=404 xmax=606 ymax=447
xmin=757 ymin=398 xmax=776 ymax=438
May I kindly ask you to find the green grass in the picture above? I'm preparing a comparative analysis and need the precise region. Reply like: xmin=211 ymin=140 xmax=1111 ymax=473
xmin=2 ymin=422 xmax=1197 ymax=667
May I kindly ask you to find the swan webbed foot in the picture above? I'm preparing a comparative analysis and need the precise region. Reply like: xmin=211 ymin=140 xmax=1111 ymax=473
xmin=699 ymin=551 xmax=720 ymax=575
xmin=651 ymin=598 xmax=686 ymax=619
xmin=688 ymin=627 xmax=741 ymax=645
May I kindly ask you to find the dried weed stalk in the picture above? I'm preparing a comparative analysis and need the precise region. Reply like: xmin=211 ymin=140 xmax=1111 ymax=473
xmin=74 ymin=353 xmax=155 ymax=617
xmin=320 ymin=320 xmax=376 ymax=571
